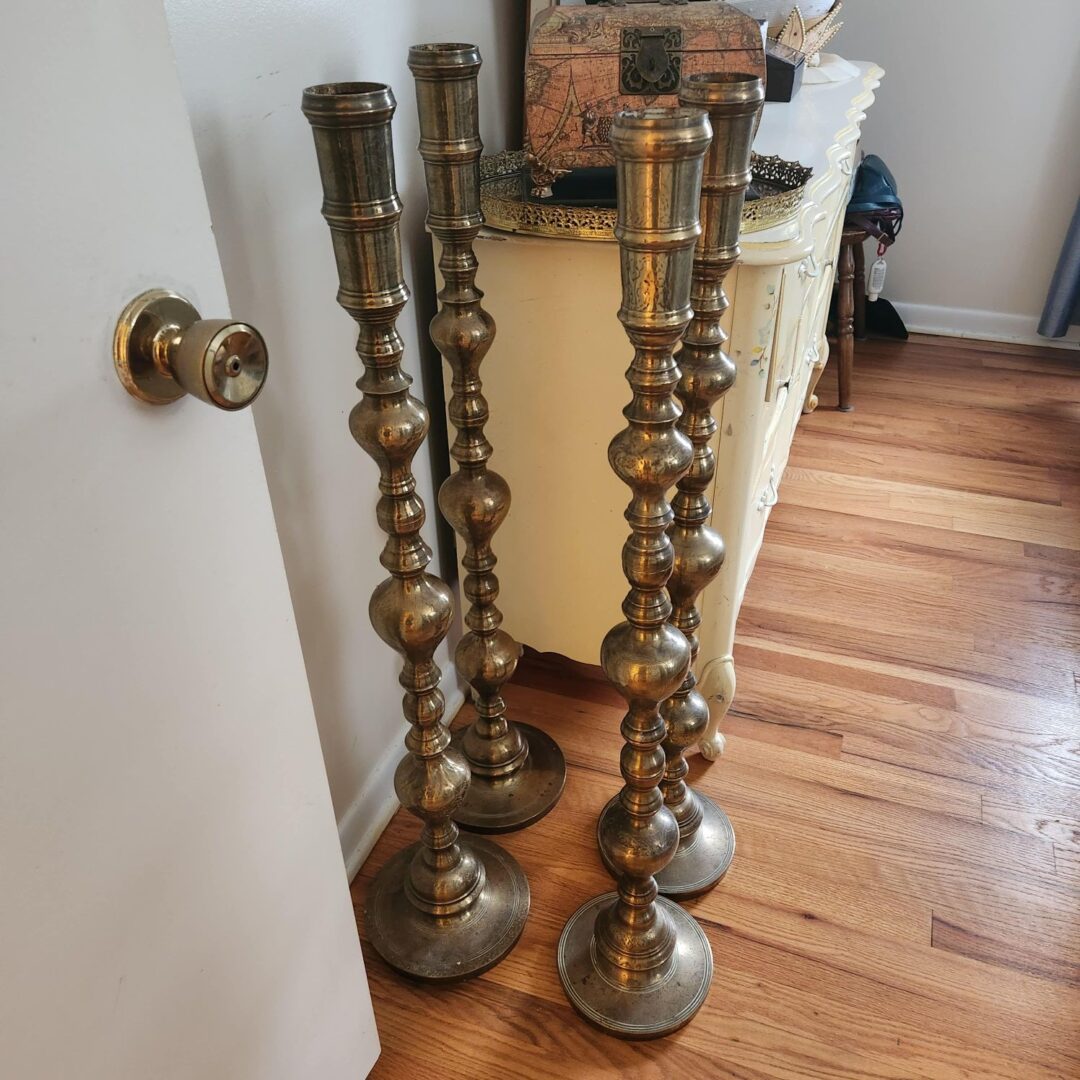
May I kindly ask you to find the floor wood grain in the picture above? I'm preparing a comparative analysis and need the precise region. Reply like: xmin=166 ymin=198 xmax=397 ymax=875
xmin=353 ymin=335 xmax=1080 ymax=1079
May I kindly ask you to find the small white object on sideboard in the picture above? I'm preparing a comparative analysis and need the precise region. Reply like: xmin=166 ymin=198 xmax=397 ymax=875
xmin=436 ymin=62 xmax=883 ymax=758
xmin=726 ymin=0 xmax=836 ymax=29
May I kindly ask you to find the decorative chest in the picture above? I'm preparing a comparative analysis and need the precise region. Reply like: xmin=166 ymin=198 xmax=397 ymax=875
xmin=525 ymin=1 xmax=766 ymax=185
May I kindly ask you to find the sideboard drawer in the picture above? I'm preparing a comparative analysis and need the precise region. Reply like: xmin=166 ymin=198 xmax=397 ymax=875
xmin=765 ymin=261 xmax=810 ymax=403
xmin=760 ymin=380 xmax=790 ymax=472
xmin=740 ymin=365 xmax=801 ymax=587
xmin=739 ymin=438 xmax=782 ymax=592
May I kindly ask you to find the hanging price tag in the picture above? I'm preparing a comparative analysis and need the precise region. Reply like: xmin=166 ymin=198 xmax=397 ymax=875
xmin=868 ymin=245 xmax=887 ymax=302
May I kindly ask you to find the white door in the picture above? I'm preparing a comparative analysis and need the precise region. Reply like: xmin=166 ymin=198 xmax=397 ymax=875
xmin=0 ymin=2 xmax=379 ymax=1078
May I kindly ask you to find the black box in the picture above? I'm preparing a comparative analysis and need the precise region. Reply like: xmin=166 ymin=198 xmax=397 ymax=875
xmin=765 ymin=40 xmax=805 ymax=102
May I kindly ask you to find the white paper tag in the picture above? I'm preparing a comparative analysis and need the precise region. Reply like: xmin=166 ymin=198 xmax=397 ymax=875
xmin=868 ymin=256 xmax=887 ymax=302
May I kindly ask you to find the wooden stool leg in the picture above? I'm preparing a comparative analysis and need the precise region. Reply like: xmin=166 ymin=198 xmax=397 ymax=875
xmin=837 ymin=239 xmax=855 ymax=411
xmin=853 ymin=238 xmax=867 ymax=341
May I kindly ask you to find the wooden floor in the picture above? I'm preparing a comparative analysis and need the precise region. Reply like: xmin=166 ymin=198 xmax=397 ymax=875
xmin=353 ymin=335 xmax=1080 ymax=1079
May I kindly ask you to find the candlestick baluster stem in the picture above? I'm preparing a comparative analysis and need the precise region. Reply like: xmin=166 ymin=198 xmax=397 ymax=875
xmin=557 ymin=105 xmax=713 ymax=1040
xmin=658 ymin=72 xmax=765 ymax=897
xmin=302 ymin=81 xmax=528 ymax=982
xmin=409 ymin=43 xmax=565 ymax=835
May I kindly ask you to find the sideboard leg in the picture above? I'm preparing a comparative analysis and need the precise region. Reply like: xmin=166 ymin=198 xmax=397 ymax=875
xmin=696 ymin=654 xmax=736 ymax=761
xmin=837 ymin=239 xmax=856 ymax=411
xmin=853 ymin=238 xmax=867 ymax=341
xmin=802 ymin=336 xmax=828 ymax=414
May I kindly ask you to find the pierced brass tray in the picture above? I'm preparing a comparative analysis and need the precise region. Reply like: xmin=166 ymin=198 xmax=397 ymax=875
xmin=479 ymin=150 xmax=811 ymax=241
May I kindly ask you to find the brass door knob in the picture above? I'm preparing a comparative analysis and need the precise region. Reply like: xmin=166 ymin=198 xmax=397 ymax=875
xmin=114 ymin=289 xmax=268 ymax=409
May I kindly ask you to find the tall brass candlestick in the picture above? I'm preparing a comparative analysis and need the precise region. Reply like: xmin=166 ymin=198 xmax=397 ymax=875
xmin=408 ymin=43 xmax=565 ymax=834
xmin=657 ymin=72 xmax=765 ymax=897
xmin=301 ymin=81 xmax=528 ymax=982
xmin=558 ymin=107 xmax=713 ymax=1039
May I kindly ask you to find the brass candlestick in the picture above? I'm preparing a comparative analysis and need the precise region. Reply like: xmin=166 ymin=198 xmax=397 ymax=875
xmin=301 ymin=81 xmax=528 ymax=982
xmin=408 ymin=43 xmax=565 ymax=834
xmin=657 ymin=72 xmax=765 ymax=897
xmin=557 ymin=106 xmax=712 ymax=1040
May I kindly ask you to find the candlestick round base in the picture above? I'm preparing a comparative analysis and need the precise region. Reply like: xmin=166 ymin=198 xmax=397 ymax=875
xmin=557 ymin=892 xmax=713 ymax=1040
xmin=450 ymin=722 xmax=566 ymax=834
xmin=657 ymin=795 xmax=735 ymax=898
xmin=365 ymin=836 xmax=529 ymax=982
xmin=597 ymin=794 xmax=734 ymax=898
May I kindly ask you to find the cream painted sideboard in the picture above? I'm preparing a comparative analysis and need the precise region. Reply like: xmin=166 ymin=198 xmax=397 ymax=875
xmin=439 ymin=62 xmax=883 ymax=758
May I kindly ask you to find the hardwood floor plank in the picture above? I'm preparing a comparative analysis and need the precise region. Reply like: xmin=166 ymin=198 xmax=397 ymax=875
xmin=981 ymin=798 xmax=1080 ymax=851
xmin=760 ymin=504 xmax=1051 ymax=580
xmin=792 ymin=427 xmax=1064 ymax=503
xmin=714 ymin=933 xmax=1080 ymax=1080
xmin=713 ymin=758 xmax=1055 ymax=879
xmin=1054 ymin=845 xmax=1080 ymax=887
xmin=741 ymin=605 xmax=1078 ymax=700
xmin=820 ymin=367 xmax=1080 ymax=422
xmin=755 ymin=537 xmax=1080 ymax=618
xmin=718 ymin=731 xmax=983 ymax=822
xmin=805 ymin=400 xmax=1080 ymax=470
xmin=689 ymin=892 xmax=1080 ymax=1037
xmin=730 ymin=666 xmax=1080 ymax=791
xmin=736 ymin=635 xmax=1080 ymax=739
xmin=732 ymin=814 xmax=1080 ymax=953
xmin=733 ymin=635 xmax=959 ymax=709
xmin=840 ymin=728 xmax=1079 ymax=794
xmin=718 ymin=712 xmax=845 ymax=759
xmin=781 ymin=467 xmax=1080 ymax=550
xmin=931 ymin=913 xmax=1080 ymax=989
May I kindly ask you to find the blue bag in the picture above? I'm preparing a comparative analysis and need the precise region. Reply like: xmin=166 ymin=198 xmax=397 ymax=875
xmin=846 ymin=154 xmax=903 ymax=247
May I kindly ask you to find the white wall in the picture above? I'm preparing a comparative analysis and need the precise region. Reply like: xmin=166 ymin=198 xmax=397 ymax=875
xmin=836 ymin=0 xmax=1080 ymax=345
xmin=165 ymin=0 xmax=526 ymax=873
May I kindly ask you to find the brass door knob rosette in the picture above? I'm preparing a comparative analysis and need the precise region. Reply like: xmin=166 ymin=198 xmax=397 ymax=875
xmin=114 ymin=289 xmax=267 ymax=409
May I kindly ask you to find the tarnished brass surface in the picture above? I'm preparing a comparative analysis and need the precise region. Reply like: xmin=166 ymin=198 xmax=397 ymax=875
xmin=557 ymin=106 xmax=713 ymax=1039
xmin=410 ymin=43 xmax=566 ymax=834
xmin=113 ymin=289 xmax=267 ymax=409
xmin=658 ymin=71 xmax=765 ymax=898
xmin=598 ymin=792 xmax=735 ymax=898
xmin=302 ymin=81 xmax=528 ymax=981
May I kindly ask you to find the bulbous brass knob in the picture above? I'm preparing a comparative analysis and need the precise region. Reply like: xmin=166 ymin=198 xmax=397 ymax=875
xmin=114 ymin=289 xmax=268 ymax=409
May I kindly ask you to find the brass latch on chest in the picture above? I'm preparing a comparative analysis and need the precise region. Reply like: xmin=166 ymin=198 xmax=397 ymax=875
xmin=620 ymin=27 xmax=683 ymax=95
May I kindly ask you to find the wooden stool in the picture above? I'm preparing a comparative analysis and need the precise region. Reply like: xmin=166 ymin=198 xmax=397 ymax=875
xmin=836 ymin=224 xmax=869 ymax=411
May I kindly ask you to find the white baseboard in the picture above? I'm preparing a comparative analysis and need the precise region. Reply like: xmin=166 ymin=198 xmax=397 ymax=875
xmin=893 ymin=302 xmax=1080 ymax=351
xmin=339 ymin=682 xmax=467 ymax=881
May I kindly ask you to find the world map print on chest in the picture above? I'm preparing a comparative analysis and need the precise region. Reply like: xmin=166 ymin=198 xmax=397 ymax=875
xmin=524 ymin=3 xmax=765 ymax=188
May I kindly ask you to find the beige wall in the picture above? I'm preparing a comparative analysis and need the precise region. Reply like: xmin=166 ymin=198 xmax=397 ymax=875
xmin=165 ymin=0 xmax=527 ymax=872
xmin=837 ymin=0 xmax=1080 ymax=344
